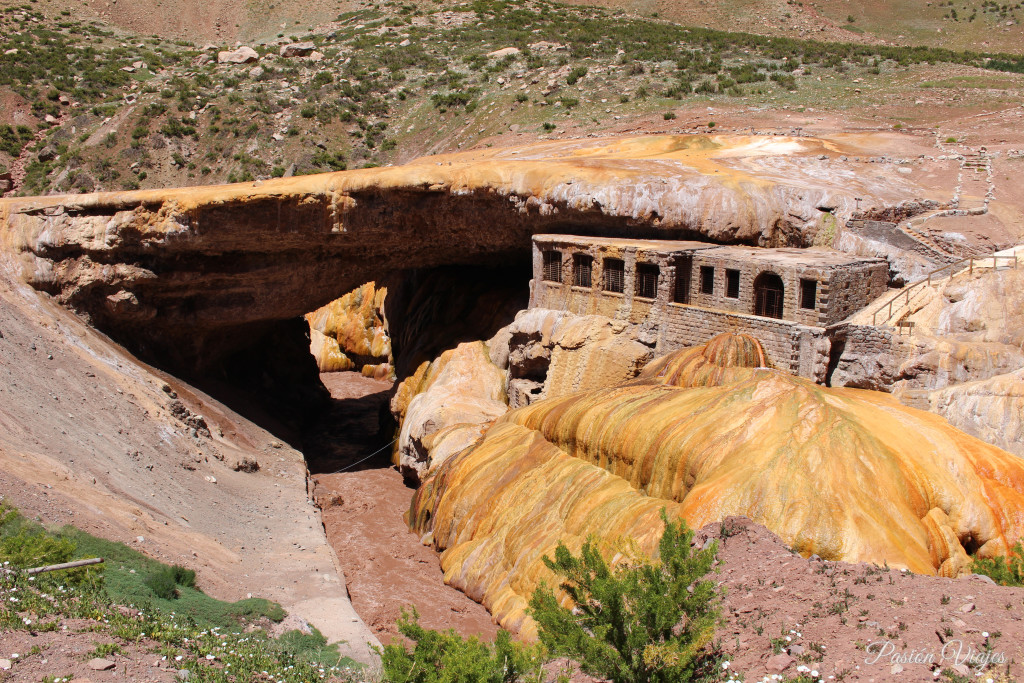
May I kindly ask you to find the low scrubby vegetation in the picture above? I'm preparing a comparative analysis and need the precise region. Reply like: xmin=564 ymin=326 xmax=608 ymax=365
xmin=973 ymin=541 xmax=1024 ymax=586
xmin=0 ymin=500 xmax=362 ymax=682
xmin=379 ymin=511 xmax=724 ymax=682
xmin=2 ymin=0 xmax=1023 ymax=197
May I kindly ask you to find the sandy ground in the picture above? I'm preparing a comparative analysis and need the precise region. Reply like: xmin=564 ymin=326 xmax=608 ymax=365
xmin=0 ymin=271 xmax=379 ymax=664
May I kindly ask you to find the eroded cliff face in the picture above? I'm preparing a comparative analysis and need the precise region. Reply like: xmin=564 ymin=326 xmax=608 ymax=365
xmin=409 ymin=334 xmax=1024 ymax=637
xmin=306 ymin=282 xmax=393 ymax=378
xmin=0 ymin=134 xmax=935 ymax=371
xmin=498 ymin=308 xmax=656 ymax=409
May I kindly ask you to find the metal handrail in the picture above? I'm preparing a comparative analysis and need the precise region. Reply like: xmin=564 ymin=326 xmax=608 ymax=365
xmin=871 ymin=252 xmax=1018 ymax=326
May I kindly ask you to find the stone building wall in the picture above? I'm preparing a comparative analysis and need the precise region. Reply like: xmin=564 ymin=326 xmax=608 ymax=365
xmin=532 ymin=280 xmax=831 ymax=380
xmin=529 ymin=235 xmax=889 ymax=383
xmin=824 ymin=264 xmax=891 ymax=326
xmin=684 ymin=251 xmax=820 ymax=326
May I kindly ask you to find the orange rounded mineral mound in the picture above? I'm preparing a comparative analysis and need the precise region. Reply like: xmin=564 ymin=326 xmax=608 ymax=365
xmin=410 ymin=333 xmax=1024 ymax=637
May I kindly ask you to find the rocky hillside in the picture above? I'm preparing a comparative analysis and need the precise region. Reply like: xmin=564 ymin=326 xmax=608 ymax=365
xmin=3 ymin=0 xmax=1024 ymax=199
xmin=565 ymin=0 xmax=1024 ymax=53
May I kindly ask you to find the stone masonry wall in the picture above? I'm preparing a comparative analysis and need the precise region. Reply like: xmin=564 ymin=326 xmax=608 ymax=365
xmin=821 ymin=262 xmax=890 ymax=326
xmin=685 ymin=252 xmax=819 ymax=327
xmin=532 ymin=279 xmax=831 ymax=381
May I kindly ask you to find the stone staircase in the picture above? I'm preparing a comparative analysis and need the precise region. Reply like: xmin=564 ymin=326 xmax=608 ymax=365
xmin=897 ymin=211 xmax=964 ymax=265
xmin=865 ymin=245 xmax=1021 ymax=330
xmin=888 ymin=148 xmax=995 ymax=263
xmin=954 ymin=150 xmax=993 ymax=213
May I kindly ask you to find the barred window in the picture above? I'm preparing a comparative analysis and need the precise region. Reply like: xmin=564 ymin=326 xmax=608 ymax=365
xmin=800 ymin=278 xmax=817 ymax=310
xmin=674 ymin=257 xmax=691 ymax=304
xmin=635 ymin=263 xmax=659 ymax=299
xmin=700 ymin=266 xmax=715 ymax=295
xmin=604 ymin=258 xmax=625 ymax=293
xmin=542 ymin=250 xmax=562 ymax=283
xmin=726 ymin=269 xmax=740 ymax=299
xmin=573 ymin=254 xmax=593 ymax=287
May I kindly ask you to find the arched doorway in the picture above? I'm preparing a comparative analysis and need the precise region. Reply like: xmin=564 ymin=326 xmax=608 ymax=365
xmin=753 ymin=272 xmax=785 ymax=319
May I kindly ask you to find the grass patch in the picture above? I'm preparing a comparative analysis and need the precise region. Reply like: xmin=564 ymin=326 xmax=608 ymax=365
xmin=1 ymin=499 xmax=360 ymax=681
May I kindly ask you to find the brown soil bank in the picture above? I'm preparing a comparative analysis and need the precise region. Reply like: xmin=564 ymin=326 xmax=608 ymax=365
xmin=0 ymin=271 xmax=379 ymax=664
xmin=709 ymin=517 xmax=1024 ymax=682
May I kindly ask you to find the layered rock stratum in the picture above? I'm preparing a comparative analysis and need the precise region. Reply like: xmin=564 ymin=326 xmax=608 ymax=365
xmin=409 ymin=334 xmax=1024 ymax=637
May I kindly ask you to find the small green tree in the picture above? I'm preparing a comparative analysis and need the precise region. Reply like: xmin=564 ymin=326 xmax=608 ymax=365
xmin=973 ymin=541 xmax=1024 ymax=587
xmin=380 ymin=607 xmax=545 ymax=683
xmin=528 ymin=511 xmax=720 ymax=683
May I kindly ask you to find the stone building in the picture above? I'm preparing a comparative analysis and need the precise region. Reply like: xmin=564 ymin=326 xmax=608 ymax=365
xmin=530 ymin=234 xmax=888 ymax=380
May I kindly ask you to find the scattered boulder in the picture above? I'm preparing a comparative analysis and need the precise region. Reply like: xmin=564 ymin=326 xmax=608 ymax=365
xmin=169 ymin=399 xmax=211 ymax=438
xmin=233 ymin=458 xmax=260 ymax=473
xmin=37 ymin=145 xmax=58 ymax=162
xmin=486 ymin=46 xmax=520 ymax=59
xmin=218 ymin=46 xmax=259 ymax=64
xmin=279 ymin=41 xmax=315 ymax=58
xmin=765 ymin=654 xmax=795 ymax=673
xmin=249 ymin=65 xmax=265 ymax=79
xmin=88 ymin=658 xmax=116 ymax=671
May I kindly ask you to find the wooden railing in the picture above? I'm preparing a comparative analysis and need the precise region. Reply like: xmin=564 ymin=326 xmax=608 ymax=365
xmin=871 ymin=251 xmax=1019 ymax=327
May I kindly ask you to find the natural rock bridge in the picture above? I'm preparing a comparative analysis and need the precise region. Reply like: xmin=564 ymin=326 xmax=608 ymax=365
xmin=0 ymin=134 xmax=945 ymax=371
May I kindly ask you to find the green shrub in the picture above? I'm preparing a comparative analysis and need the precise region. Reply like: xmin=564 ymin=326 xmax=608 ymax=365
xmin=663 ymin=111 xmax=676 ymax=120
xmin=160 ymin=118 xmax=196 ymax=138
xmin=145 ymin=569 xmax=179 ymax=599
xmin=973 ymin=542 xmax=1024 ymax=586
xmin=0 ymin=527 xmax=75 ymax=568
xmin=566 ymin=65 xmax=588 ymax=85
xmin=528 ymin=511 xmax=721 ymax=683
xmin=379 ymin=608 xmax=545 ymax=683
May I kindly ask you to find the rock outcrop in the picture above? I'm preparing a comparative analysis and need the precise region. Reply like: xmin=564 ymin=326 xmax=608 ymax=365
xmin=926 ymin=369 xmax=1024 ymax=456
xmin=834 ymin=264 xmax=1024 ymax=453
xmin=409 ymin=334 xmax=1024 ymax=636
xmin=217 ymin=46 xmax=258 ymax=63
xmin=0 ymin=134 xmax=939 ymax=370
xmin=499 ymin=308 xmax=656 ymax=408
xmin=306 ymin=282 xmax=392 ymax=378
xmin=392 ymin=341 xmax=507 ymax=481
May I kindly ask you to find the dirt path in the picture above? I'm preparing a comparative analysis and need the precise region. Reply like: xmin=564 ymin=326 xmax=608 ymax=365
xmin=309 ymin=372 xmax=499 ymax=644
